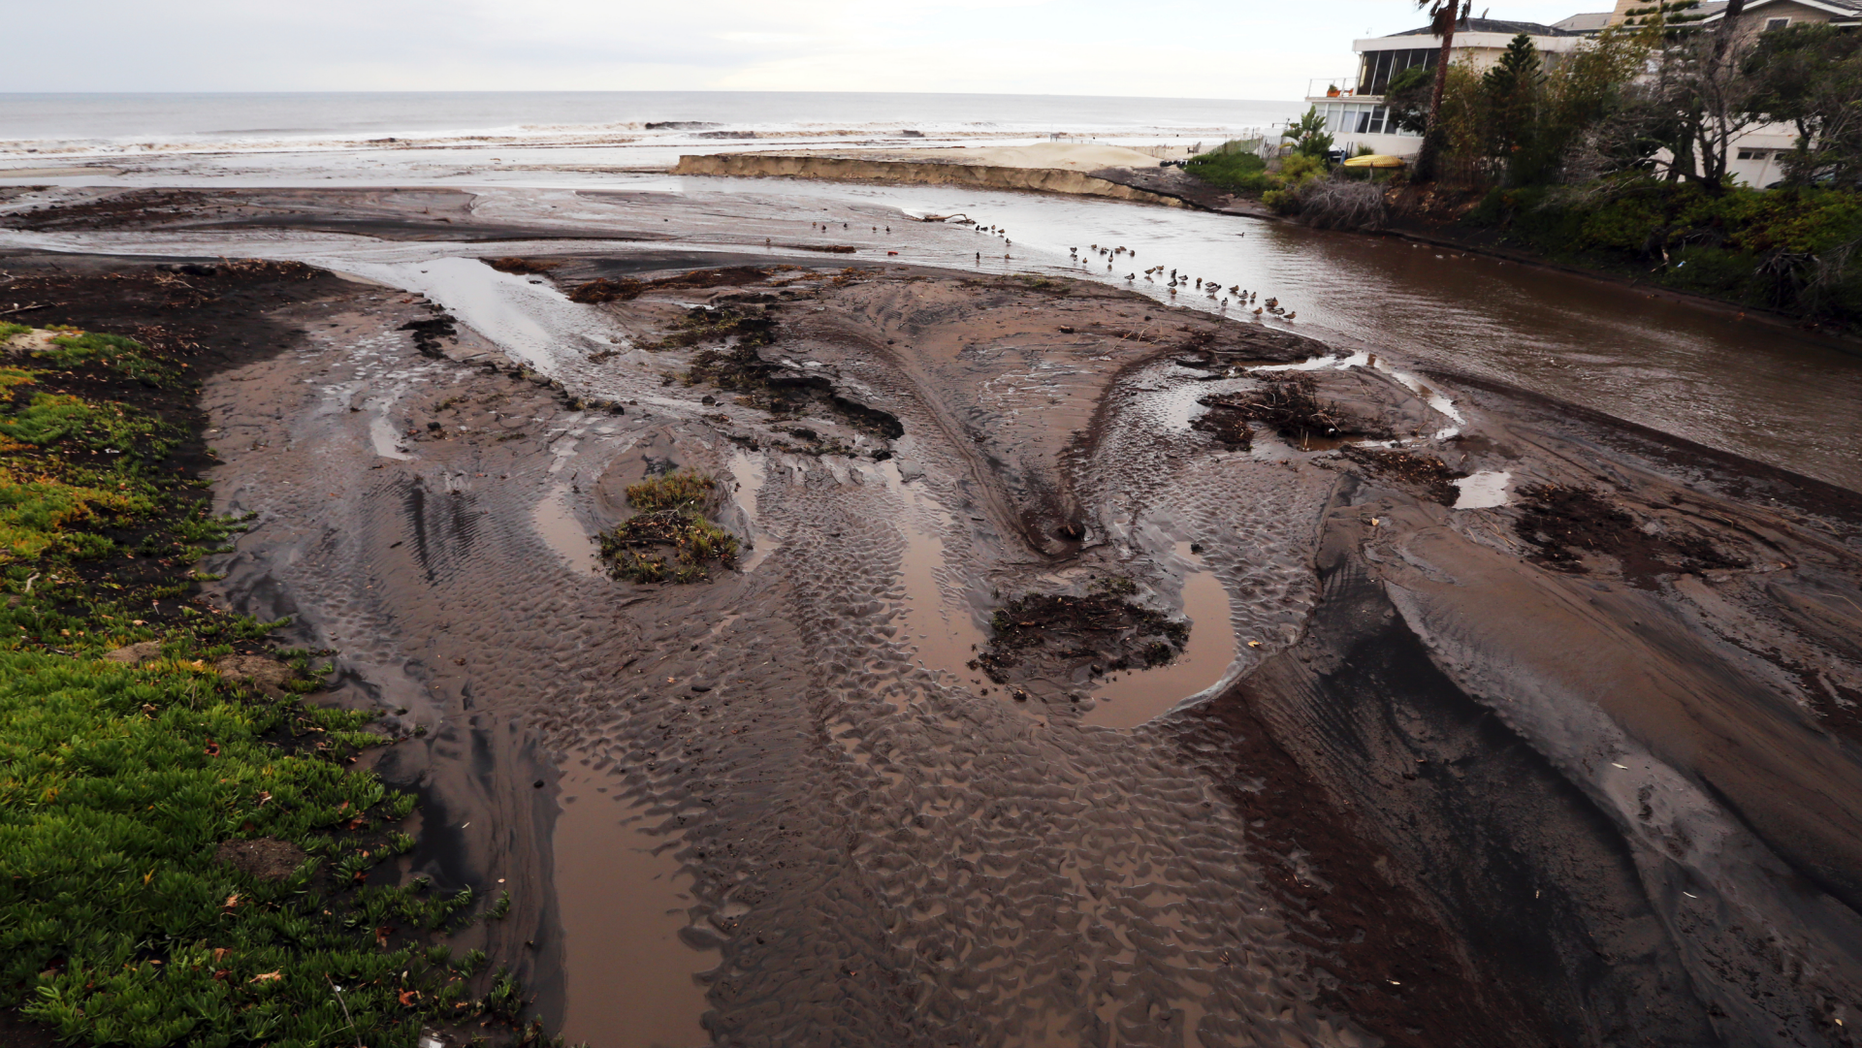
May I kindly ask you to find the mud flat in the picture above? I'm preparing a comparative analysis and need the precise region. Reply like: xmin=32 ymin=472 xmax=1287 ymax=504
xmin=3 ymin=186 xmax=1862 ymax=1048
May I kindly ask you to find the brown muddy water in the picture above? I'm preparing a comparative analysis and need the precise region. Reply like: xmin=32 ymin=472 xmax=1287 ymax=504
xmin=6 ymin=180 xmax=1862 ymax=1048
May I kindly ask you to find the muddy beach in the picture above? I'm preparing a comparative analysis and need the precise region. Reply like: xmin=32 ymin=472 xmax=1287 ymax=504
xmin=4 ymin=184 xmax=1862 ymax=1048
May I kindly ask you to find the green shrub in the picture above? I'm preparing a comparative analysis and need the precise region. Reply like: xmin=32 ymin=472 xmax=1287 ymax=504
xmin=1184 ymin=150 xmax=1272 ymax=194
xmin=623 ymin=469 xmax=718 ymax=512
xmin=1263 ymin=155 xmax=1331 ymax=213
xmin=36 ymin=332 xmax=176 ymax=385
xmin=600 ymin=510 xmax=739 ymax=584
xmin=1466 ymin=178 xmax=1862 ymax=320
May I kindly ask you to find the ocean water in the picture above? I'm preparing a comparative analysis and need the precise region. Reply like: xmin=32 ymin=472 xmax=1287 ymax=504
xmin=0 ymin=91 xmax=1302 ymax=159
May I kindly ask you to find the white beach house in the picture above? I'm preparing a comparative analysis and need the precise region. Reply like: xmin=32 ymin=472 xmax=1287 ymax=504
xmin=1308 ymin=2 xmax=1862 ymax=186
xmin=1303 ymin=18 xmax=1590 ymax=158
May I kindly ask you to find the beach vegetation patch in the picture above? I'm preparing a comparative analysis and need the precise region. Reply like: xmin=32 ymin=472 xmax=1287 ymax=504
xmin=1184 ymin=149 xmax=1271 ymax=195
xmin=602 ymin=470 xmax=740 ymax=584
xmin=568 ymin=277 xmax=647 ymax=304
xmin=0 ymin=391 xmax=179 ymax=458
xmin=645 ymin=305 xmax=777 ymax=353
xmin=0 ymin=312 xmax=539 ymax=1047
xmin=34 ymin=331 xmax=178 ymax=386
xmin=624 ymin=468 xmax=718 ymax=513
xmin=483 ymin=257 xmax=562 ymax=275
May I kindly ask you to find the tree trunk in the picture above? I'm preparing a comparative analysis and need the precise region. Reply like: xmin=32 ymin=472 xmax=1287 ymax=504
xmin=1415 ymin=0 xmax=1470 ymax=180
xmin=1699 ymin=0 xmax=1747 ymax=190
xmin=1712 ymin=0 xmax=1747 ymax=61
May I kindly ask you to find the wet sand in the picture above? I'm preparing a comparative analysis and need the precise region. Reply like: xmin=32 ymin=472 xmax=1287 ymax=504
xmin=3 ymin=186 xmax=1861 ymax=1048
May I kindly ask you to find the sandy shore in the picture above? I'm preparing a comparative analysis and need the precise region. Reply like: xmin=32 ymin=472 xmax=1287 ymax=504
xmin=3 ymin=186 xmax=1861 ymax=1048
xmin=671 ymin=141 xmax=1262 ymax=214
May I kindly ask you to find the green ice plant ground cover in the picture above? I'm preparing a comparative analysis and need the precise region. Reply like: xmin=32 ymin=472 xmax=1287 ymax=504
xmin=0 ymin=326 xmax=539 ymax=1048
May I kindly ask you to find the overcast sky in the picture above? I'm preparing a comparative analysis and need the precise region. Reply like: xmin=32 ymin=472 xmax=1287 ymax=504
xmin=7 ymin=0 xmax=1604 ymax=99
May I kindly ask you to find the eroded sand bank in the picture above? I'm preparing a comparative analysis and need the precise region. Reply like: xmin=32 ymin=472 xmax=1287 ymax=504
xmin=3 ymin=185 xmax=1861 ymax=1048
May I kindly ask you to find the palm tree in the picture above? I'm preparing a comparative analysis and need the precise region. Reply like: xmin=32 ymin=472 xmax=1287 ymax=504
xmin=1414 ymin=0 xmax=1472 ymax=177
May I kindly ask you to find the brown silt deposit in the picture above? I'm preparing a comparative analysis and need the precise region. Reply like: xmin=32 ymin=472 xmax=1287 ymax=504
xmin=5 ymin=184 xmax=1862 ymax=1048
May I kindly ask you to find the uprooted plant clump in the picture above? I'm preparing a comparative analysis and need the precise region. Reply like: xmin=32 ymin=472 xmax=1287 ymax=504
xmin=568 ymin=266 xmax=779 ymax=306
xmin=1197 ymin=374 xmax=1391 ymax=449
xmin=1515 ymin=483 xmax=1748 ymax=583
xmin=599 ymin=469 xmax=740 ymax=584
xmin=568 ymin=277 xmax=648 ymax=304
xmin=1341 ymin=447 xmax=1468 ymax=505
xmin=976 ymin=583 xmax=1190 ymax=686
xmin=1191 ymin=396 xmax=1254 ymax=448
xmin=650 ymin=305 xmax=778 ymax=353
xmin=482 ymin=257 xmax=562 ymax=275
xmin=676 ymin=313 xmax=907 ymax=442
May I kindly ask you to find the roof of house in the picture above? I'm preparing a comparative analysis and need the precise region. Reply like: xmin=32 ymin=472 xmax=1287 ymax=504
xmin=1385 ymin=17 xmax=1577 ymax=37
xmin=1553 ymin=12 xmax=1614 ymax=30
xmin=1697 ymin=0 xmax=1862 ymax=18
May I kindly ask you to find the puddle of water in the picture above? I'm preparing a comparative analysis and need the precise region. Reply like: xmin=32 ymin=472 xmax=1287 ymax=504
xmin=1083 ymin=544 xmax=1236 ymax=730
xmin=1453 ymin=470 xmax=1512 ymax=510
xmin=368 ymin=411 xmax=412 ymax=460
xmin=879 ymin=462 xmax=988 ymax=689
xmin=554 ymin=762 xmax=714 ymax=1048
xmin=534 ymin=485 xmax=603 ymax=576
xmin=728 ymin=449 xmax=777 ymax=573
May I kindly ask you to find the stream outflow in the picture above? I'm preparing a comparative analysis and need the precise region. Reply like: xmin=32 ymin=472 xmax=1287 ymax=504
xmin=7 ymin=170 xmax=1862 ymax=1048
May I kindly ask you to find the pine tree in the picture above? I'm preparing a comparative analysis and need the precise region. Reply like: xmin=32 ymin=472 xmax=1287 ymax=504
xmin=1484 ymin=33 xmax=1543 ymax=181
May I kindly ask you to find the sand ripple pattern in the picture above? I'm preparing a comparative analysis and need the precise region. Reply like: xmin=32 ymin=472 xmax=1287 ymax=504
xmin=204 ymin=277 xmax=1373 ymax=1048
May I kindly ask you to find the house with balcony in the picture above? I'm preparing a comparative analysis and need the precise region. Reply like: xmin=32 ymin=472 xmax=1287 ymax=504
xmin=1304 ymin=19 xmax=1589 ymax=158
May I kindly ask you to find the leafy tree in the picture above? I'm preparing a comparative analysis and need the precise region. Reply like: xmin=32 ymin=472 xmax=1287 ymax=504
xmin=1386 ymin=65 xmax=1437 ymax=136
xmin=1591 ymin=0 xmax=1759 ymax=190
xmin=1745 ymin=22 xmax=1862 ymax=186
xmin=1538 ymin=26 xmax=1654 ymax=181
xmin=1287 ymin=106 xmax=1336 ymax=160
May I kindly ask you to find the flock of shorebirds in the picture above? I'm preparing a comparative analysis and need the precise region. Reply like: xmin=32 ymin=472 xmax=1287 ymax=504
xmin=966 ymin=222 xmax=1296 ymax=321
xmin=1071 ymin=241 xmax=1294 ymax=319
xmin=790 ymin=217 xmax=1299 ymax=322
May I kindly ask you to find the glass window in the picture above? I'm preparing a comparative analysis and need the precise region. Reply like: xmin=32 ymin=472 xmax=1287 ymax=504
xmin=1766 ymin=18 xmax=1790 ymax=30
xmin=1359 ymin=47 xmax=1440 ymax=95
